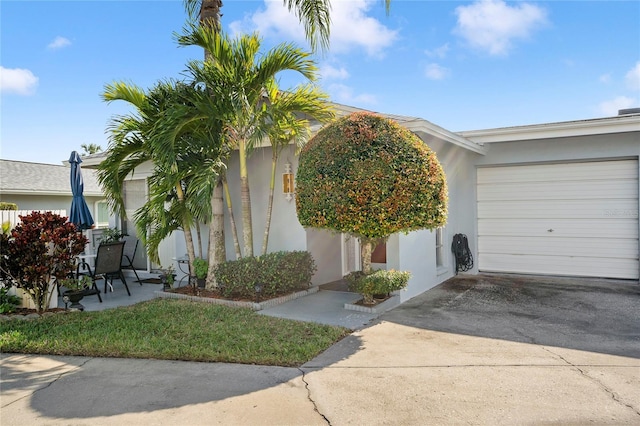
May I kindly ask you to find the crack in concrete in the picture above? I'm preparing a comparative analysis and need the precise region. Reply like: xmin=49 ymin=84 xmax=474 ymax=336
xmin=542 ymin=347 xmax=640 ymax=417
xmin=1 ymin=357 xmax=93 ymax=408
xmin=298 ymin=367 xmax=331 ymax=425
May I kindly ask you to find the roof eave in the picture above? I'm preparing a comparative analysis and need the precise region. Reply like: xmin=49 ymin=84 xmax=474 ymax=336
xmin=0 ymin=190 xmax=103 ymax=197
xmin=404 ymin=120 xmax=488 ymax=155
xmin=458 ymin=114 xmax=640 ymax=143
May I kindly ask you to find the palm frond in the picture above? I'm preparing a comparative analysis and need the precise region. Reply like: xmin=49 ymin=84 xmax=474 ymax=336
xmin=283 ymin=0 xmax=331 ymax=52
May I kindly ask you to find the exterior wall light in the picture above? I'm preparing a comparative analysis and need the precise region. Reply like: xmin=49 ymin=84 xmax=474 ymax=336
xmin=283 ymin=162 xmax=294 ymax=202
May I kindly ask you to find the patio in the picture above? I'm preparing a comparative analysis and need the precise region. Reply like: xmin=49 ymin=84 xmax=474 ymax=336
xmin=60 ymin=271 xmax=161 ymax=312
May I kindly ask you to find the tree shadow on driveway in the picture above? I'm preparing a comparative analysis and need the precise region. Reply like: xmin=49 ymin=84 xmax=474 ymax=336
xmin=379 ymin=274 xmax=640 ymax=359
xmin=1 ymin=338 xmax=362 ymax=421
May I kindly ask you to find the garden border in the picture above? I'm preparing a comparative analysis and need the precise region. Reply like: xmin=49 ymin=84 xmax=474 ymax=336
xmin=344 ymin=294 xmax=401 ymax=314
xmin=154 ymin=285 xmax=320 ymax=311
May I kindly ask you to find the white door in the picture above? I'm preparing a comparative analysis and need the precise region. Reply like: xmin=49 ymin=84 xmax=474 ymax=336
xmin=477 ymin=160 xmax=639 ymax=279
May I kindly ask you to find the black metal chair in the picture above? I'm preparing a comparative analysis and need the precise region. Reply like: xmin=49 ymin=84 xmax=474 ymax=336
xmin=121 ymin=236 xmax=142 ymax=285
xmin=78 ymin=241 xmax=130 ymax=301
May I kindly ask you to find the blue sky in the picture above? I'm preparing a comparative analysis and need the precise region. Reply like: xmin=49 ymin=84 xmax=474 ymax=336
xmin=1 ymin=0 xmax=639 ymax=165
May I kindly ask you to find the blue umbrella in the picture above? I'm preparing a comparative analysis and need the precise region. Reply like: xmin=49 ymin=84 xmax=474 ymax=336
xmin=68 ymin=151 xmax=95 ymax=230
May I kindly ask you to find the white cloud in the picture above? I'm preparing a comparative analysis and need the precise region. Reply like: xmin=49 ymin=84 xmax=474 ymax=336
xmin=0 ymin=66 xmax=39 ymax=95
xmin=599 ymin=96 xmax=636 ymax=116
xmin=320 ymin=64 xmax=349 ymax=80
xmin=454 ymin=0 xmax=547 ymax=56
xmin=47 ymin=36 xmax=71 ymax=50
xmin=229 ymin=0 xmax=398 ymax=57
xmin=625 ymin=62 xmax=640 ymax=91
xmin=425 ymin=63 xmax=450 ymax=80
xmin=425 ymin=43 xmax=450 ymax=59
xmin=328 ymin=83 xmax=377 ymax=105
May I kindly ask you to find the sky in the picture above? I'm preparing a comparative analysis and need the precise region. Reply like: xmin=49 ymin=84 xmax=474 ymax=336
xmin=1 ymin=0 xmax=639 ymax=165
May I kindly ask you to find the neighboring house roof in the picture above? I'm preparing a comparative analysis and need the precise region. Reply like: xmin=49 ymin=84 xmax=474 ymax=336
xmin=0 ymin=159 xmax=103 ymax=197
xmin=458 ymin=112 xmax=640 ymax=144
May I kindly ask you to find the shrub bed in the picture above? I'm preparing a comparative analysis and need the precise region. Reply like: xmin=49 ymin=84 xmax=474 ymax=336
xmin=214 ymin=251 xmax=316 ymax=299
xmin=347 ymin=269 xmax=411 ymax=305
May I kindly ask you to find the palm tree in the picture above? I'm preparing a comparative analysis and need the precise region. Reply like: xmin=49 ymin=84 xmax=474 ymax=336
xmin=98 ymin=80 xmax=224 ymax=270
xmin=80 ymin=143 xmax=102 ymax=155
xmin=261 ymin=79 xmax=334 ymax=255
xmin=184 ymin=0 xmax=332 ymax=52
xmin=178 ymin=25 xmax=324 ymax=258
xmin=182 ymin=0 xmax=334 ymax=283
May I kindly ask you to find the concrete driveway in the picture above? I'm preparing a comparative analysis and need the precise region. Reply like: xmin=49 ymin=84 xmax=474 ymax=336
xmin=1 ymin=274 xmax=639 ymax=425
xmin=305 ymin=274 xmax=640 ymax=424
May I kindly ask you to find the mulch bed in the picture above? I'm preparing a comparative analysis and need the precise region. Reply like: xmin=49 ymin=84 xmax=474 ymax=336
xmin=167 ymin=285 xmax=306 ymax=303
xmin=353 ymin=295 xmax=391 ymax=307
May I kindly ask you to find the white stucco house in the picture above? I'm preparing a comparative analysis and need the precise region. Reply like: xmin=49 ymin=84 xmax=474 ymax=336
xmin=82 ymin=105 xmax=640 ymax=302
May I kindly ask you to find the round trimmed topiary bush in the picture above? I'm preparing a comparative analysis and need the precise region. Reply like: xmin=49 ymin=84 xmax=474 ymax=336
xmin=296 ymin=111 xmax=448 ymax=272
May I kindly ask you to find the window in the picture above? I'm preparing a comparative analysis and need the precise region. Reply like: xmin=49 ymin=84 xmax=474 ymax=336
xmin=94 ymin=200 xmax=110 ymax=228
xmin=435 ymin=227 xmax=444 ymax=268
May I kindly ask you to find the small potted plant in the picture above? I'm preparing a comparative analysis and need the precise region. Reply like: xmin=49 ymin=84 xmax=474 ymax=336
xmin=193 ymin=258 xmax=208 ymax=289
xmin=160 ymin=265 xmax=176 ymax=291
xmin=101 ymin=227 xmax=128 ymax=244
xmin=58 ymin=275 xmax=92 ymax=311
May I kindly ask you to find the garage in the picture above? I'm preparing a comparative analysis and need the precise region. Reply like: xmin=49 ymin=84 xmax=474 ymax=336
xmin=477 ymin=159 xmax=639 ymax=279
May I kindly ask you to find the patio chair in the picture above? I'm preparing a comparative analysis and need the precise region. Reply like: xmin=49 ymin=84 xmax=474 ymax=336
xmin=78 ymin=241 xmax=130 ymax=301
xmin=121 ymin=235 xmax=142 ymax=285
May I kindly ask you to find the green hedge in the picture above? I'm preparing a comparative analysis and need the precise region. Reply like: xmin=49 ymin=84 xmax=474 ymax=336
xmin=214 ymin=251 xmax=316 ymax=299
xmin=346 ymin=269 xmax=411 ymax=304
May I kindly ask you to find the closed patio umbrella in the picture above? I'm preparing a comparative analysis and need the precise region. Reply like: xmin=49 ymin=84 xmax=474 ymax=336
xmin=68 ymin=151 xmax=94 ymax=230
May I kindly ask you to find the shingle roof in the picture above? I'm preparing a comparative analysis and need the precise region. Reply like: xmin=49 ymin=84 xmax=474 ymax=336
xmin=0 ymin=160 xmax=103 ymax=196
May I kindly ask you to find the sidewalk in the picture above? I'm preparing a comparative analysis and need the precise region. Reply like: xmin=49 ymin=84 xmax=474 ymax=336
xmin=2 ymin=326 xmax=638 ymax=425
xmin=3 ymin=274 xmax=638 ymax=425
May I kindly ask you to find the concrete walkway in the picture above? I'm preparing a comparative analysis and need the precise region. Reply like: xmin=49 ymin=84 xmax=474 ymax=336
xmin=2 ymin=274 xmax=639 ymax=425
xmin=72 ymin=273 xmax=382 ymax=330
xmin=259 ymin=290 xmax=379 ymax=329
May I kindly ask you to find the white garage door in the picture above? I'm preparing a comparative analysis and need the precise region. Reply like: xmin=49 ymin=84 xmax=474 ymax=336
xmin=477 ymin=160 xmax=639 ymax=279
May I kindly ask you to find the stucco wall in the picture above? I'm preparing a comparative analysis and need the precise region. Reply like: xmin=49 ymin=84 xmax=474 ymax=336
xmin=389 ymin=136 xmax=482 ymax=302
xmin=476 ymin=132 xmax=639 ymax=166
xmin=223 ymin=145 xmax=307 ymax=259
xmin=306 ymin=228 xmax=343 ymax=285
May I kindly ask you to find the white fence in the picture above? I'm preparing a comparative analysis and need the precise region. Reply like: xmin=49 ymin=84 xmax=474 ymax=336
xmin=0 ymin=210 xmax=68 ymax=229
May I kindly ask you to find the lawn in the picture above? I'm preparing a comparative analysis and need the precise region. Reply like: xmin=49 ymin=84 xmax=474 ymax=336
xmin=0 ymin=299 xmax=350 ymax=367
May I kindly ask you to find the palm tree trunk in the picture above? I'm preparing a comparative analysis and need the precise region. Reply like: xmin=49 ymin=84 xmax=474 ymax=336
xmin=206 ymin=178 xmax=225 ymax=288
xmin=196 ymin=223 xmax=203 ymax=258
xmin=175 ymin=184 xmax=197 ymax=275
xmin=239 ymin=139 xmax=254 ymax=257
xmin=199 ymin=0 xmax=222 ymax=31
xmin=261 ymin=154 xmax=278 ymax=255
xmin=222 ymin=176 xmax=242 ymax=259
xmin=198 ymin=0 xmax=226 ymax=287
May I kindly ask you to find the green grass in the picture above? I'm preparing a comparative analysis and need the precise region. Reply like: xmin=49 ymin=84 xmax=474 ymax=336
xmin=0 ymin=299 xmax=350 ymax=367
